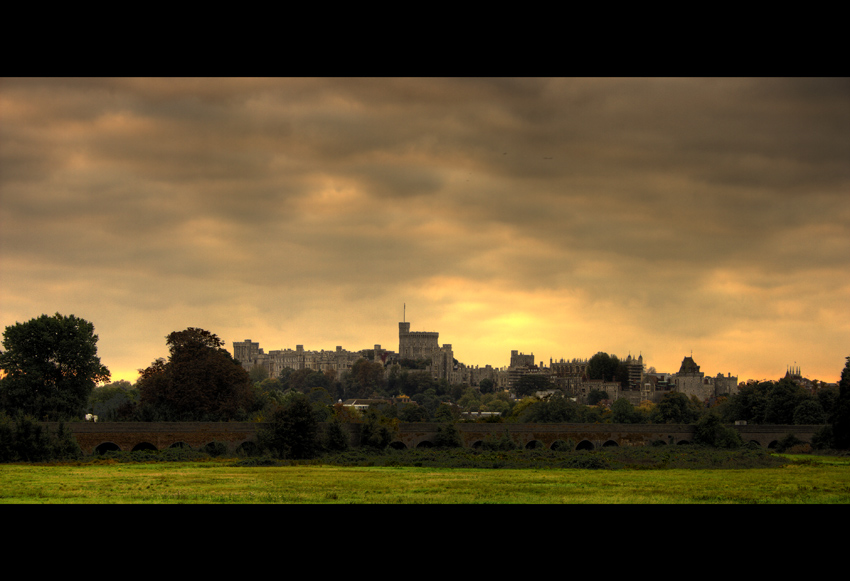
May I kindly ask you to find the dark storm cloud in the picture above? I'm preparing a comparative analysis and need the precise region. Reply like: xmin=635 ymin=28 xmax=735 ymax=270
xmin=1 ymin=77 xmax=848 ymax=381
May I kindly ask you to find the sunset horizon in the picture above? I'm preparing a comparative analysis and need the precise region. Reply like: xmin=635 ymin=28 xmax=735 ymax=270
xmin=2 ymin=78 xmax=847 ymax=387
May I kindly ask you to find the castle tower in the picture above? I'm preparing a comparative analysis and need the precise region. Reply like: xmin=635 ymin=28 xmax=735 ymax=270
xmin=626 ymin=353 xmax=644 ymax=390
xmin=233 ymin=340 xmax=261 ymax=365
xmin=675 ymin=355 xmax=712 ymax=400
xmin=398 ymin=320 xmax=439 ymax=361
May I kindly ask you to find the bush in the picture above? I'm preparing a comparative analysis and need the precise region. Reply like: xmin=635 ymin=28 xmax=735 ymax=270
xmin=323 ymin=418 xmax=350 ymax=452
xmin=775 ymin=433 xmax=805 ymax=453
xmin=359 ymin=409 xmax=398 ymax=450
xmin=481 ymin=430 xmax=519 ymax=451
xmin=0 ymin=412 xmax=82 ymax=462
xmin=563 ymin=453 xmax=610 ymax=469
xmin=232 ymin=454 xmax=280 ymax=467
xmin=551 ymin=439 xmax=575 ymax=452
xmin=203 ymin=441 xmax=229 ymax=457
xmin=811 ymin=425 xmax=835 ymax=450
xmin=788 ymin=443 xmax=813 ymax=454
xmin=95 ymin=447 xmax=213 ymax=463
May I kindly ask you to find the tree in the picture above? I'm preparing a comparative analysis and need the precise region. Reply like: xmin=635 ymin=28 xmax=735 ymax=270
xmin=323 ymin=417 xmax=350 ymax=452
xmin=0 ymin=411 xmax=82 ymax=462
xmin=387 ymin=368 xmax=437 ymax=398
xmin=811 ymin=424 xmax=835 ymax=450
xmin=478 ymin=378 xmax=495 ymax=393
xmin=587 ymin=389 xmax=609 ymax=405
xmin=359 ymin=408 xmax=397 ymax=449
xmin=513 ymin=374 xmax=551 ymax=398
xmin=137 ymin=327 xmax=255 ymax=421
xmin=816 ymin=385 xmax=840 ymax=422
xmin=505 ymin=397 xmax=538 ymax=422
xmin=519 ymin=393 xmax=581 ymax=423
xmin=792 ymin=399 xmax=826 ymax=425
xmin=719 ymin=381 xmax=770 ymax=424
xmin=611 ymin=398 xmax=642 ymax=424
xmin=763 ymin=378 xmax=813 ymax=425
xmin=287 ymin=368 xmax=331 ymax=394
xmin=433 ymin=403 xmax=459 ymax=423
xmin=775 ymin=432 xmax=805 ymax=453
xmin=344 ymin=359 xmax=387 ymax=399
xmin=457 ymin=386 xmax=482 ymax=412
xmin=257 ymin=392 xmax=321 ymax=459
xmin=693 ymin=411 xmax=742 ymax=448
xmin=87 ymin=380 xmax=139 ymax=421
xmin=833 ymin=356 xmax=850 ymax=449
xmin=482 ymin=429 xmax=519 ymax=451
xmin=248 ymin=365 xmax=269 ymax=384
xmin=411 ymin=391 xmax=442 ymax=417
xmin=587 ymin=352 xmax=628 ymax=385
xmin=651 ymin=391 xmax=702 ymax=424
xmin=434 ymin=422 xmax=463 ymax=448
xmin=0 ymin=313 xmax=110 ymax=421
xmin=399 ymin=404 xmax=430 ymax=422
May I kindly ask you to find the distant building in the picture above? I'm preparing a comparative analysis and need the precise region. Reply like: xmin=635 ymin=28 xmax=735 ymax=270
xmin=550 ymin=357 xmax=589 ymax=394
xmin=505 ymin=349 xmax=539 ymax=390
xmin=235 ymin=322 xmax=739 ymax=408
xmin=399 ymin=320 xmax=458 ymax=383
xmin=232 ymin=340 xmax=383 ymax=380
xmin=673 ymin=355 xmax=738 ymax=401
xmin=625 ymin=354 xmax=644 ymax=390
xmin=398 ymin=321 xmax=439 ymax=361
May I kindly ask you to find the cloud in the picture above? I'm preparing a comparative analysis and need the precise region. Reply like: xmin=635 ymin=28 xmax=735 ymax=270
xmin=1 ymin=78 xmax=848 ymax=382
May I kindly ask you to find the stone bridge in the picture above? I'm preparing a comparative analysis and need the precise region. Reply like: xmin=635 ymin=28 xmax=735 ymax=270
xmin=49 ymin=422 xmax=823 ymax=455
xmin=58 ymin=422 xmax=260 ymax=455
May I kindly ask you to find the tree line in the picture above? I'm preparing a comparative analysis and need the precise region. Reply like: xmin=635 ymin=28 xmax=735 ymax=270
xmin=2 ymin=314 xmax=850 ymax=459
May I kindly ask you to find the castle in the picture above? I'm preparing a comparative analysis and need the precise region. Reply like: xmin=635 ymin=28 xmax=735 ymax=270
xmin=232 ymin=340 xmax=384 ymax=380
xmin=397 ymin=321 xmax=455 ymax=383
xmin=672 ymin=356 xmax=738 ymax=400
xmin=232 ymin=318 xmax=739 ymax=405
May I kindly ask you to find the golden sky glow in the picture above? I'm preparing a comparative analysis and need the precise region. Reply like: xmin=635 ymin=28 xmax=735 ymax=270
xmin=1 ymin=78 xmax=848 ymax=384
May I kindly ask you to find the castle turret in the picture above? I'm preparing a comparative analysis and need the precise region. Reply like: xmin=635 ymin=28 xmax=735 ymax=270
xmin=398 ymin=320 xmax=439 ymax=361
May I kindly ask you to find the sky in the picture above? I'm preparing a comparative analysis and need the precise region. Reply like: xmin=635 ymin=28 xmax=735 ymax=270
xmin=1 ymin=78 xmax=848 ymax=384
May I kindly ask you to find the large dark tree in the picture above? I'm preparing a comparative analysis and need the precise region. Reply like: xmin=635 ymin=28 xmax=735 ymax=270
xmin=722 ymin=378 xmax=817 ymax=425
xmin=343 ymin=359 xmax=387 ymax=399
xmin=586 ymin=352 xmax=629 ymax=385
xmin=719 ymin=381 xmax=770 ymax=424
xmin=137 ymin=328 xmax=254 ymax=421
xmin=0 ymin=313 xmax=110 ymax=421
xmin=87 ymin=380 xmax=139 ymax=422
xmin=763 ymin=377 xmax=814 ymax=425
xmin=256 ymin=392 xmax=321 ymax=459
xmin=833 ymin=356 xmax=850 ymax=449
xmin=693 ymin=411 xmax=742 ymax=448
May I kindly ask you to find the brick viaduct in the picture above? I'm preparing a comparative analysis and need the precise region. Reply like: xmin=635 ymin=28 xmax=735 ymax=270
xmin=50 ymin=422 xmax=823 ymax=455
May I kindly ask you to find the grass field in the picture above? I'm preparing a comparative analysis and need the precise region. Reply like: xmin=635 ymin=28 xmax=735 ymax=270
xmin=2 ymin=452 xmax=849 ymax=503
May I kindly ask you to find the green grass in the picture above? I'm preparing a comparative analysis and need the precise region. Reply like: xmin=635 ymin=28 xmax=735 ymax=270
xmin=2 ymin=451 xmax=849 ymax=503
